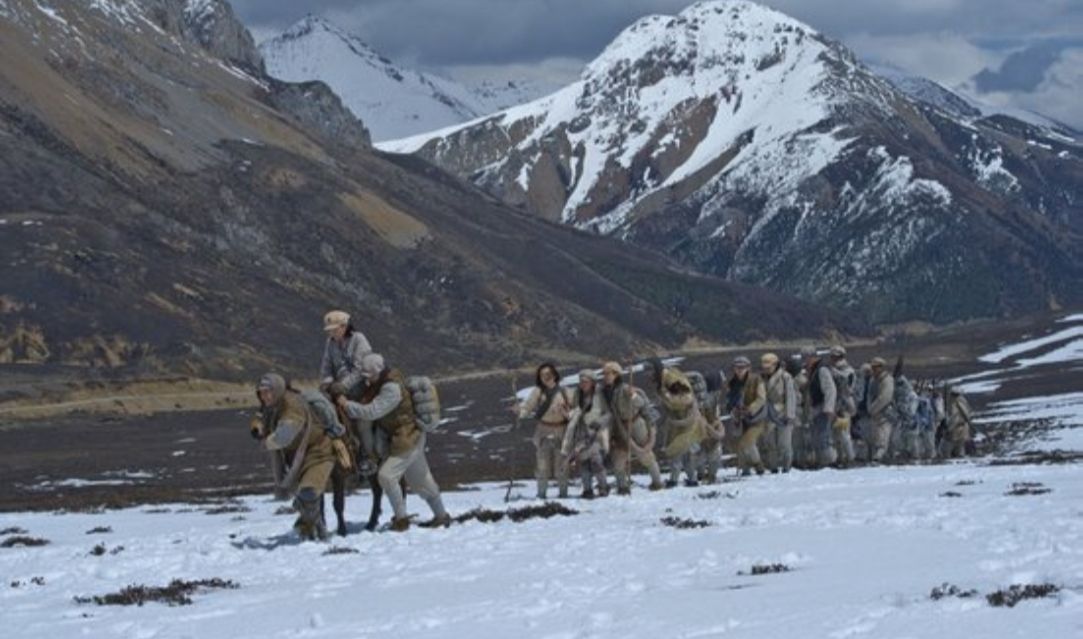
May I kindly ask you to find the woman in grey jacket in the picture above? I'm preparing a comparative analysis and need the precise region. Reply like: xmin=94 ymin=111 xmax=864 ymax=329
xmin=319 ymin=310 xmax=373 ymax=397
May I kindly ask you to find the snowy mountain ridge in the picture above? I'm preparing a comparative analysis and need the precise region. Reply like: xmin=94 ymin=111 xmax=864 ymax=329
xmin=259 ymin=15 xmax=544 ymax=141
xmin=873 ymin=64 xmax=1081 ymax=137
xmin=379 ymin=0 xmax=1083 ymax=324
xmin=382 ymin=0 xmax=859 ymax=231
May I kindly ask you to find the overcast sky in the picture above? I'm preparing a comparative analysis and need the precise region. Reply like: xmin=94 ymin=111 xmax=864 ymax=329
xmin=233 ymin=0 xmax=1083 ymax=128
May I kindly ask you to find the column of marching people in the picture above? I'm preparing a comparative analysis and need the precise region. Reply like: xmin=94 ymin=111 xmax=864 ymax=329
xmin=249 ymin=310 xmax=973 ymax=538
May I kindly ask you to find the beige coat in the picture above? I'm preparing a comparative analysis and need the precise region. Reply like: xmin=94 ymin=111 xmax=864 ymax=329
xmin=740 ymin=373 xmax=768 ymax=425
xmin=520 ymin=386 xmax=573 ymax=424
xmin=764 ymin=367 xmax=798 ymax=425
xmin=948 ymin=394 xmax=972 ymax=442
xmin=868 ymin=371 xmax=895 ymax=420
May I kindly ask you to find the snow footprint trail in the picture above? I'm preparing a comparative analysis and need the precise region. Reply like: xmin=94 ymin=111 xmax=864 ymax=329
xmin=3 ymin=463 xmax=1082 ymax=639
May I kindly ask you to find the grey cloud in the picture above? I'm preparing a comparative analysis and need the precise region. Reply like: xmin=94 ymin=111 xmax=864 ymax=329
xmin=234 ymin=0 xmax=693 ymax=64
xmin=232 ymin=0 xmax=1083 ymax=65
xmin=974 ymin=37 xmax=1083 ymax=93
xmin=766 ymin=0 xmax=1083 ymax=40
xmin=230 ymin=0 xmax=1083 ymax=127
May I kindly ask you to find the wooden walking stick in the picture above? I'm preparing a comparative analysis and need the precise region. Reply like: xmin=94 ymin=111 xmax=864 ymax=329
xmin=504 ymin=374 xmax=521 ymax=503
xmin=625 ymin=358 xmax=635 ymax=493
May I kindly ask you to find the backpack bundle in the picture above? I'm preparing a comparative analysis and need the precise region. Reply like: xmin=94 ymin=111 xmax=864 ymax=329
xmin=406 ymin=375 xmax=441 ymax=433
xmin=301 ymin=389 xmax=346 ymax=438
xmin=620 ymin=385 xmax=660 ymax=435
xmin=832 ymin=368 xmax=857 ymax=416
xmin=687 ymin=371 xmax=709 ymax=409
xmin=300 ymin=390 xmax=353 ymax=470
xmin=893 ymin=375 xmax=918 ymax=426
xmin=913 ymin=395 xmax=935 ymax=432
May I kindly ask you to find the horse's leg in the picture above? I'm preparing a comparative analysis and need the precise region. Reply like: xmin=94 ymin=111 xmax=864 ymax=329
xmin=365 ymin=477 xmax=383 ymax=532
xmin=333 ymin=468 xmax=347 ymax=537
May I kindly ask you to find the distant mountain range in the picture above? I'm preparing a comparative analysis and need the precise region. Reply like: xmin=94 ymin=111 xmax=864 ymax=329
xmin=872 ymin=63 xmax=1079 ymax=135
xmin=377 ymin=0 xmax=1083 ymax=324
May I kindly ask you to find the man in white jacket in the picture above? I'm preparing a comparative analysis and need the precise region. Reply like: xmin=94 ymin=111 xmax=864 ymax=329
xmin=338 ymin=353 xmax=449 ymax=531
xmin=865 ymin=357 xmax=896 ymax=463
xmin=562 ymin=370 xmax=612 ymax=499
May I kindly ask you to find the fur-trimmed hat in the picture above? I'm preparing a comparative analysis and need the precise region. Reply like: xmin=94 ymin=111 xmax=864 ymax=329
xmin=602 ymin=361 xmax=623 ymax=376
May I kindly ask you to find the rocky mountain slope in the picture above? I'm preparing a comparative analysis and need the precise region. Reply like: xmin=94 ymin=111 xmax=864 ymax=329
xmin=0 ymin=0 xmax=858 ymax=380
xmin=382 ymin=0 xmax=1083 ymax=324
xmin=259 ymin=15 xmax=543 ymax=142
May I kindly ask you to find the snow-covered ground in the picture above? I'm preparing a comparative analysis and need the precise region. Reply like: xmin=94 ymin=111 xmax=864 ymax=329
xmin=3 ymin=460 xmax=1081 ymax=638
xmin=975 ymin=393 xmax=1083 ymax=452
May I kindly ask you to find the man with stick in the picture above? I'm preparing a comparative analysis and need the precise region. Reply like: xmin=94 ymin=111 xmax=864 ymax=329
xmin=602 ymin=361 xmax=664 ymax=494
xmin=515 ymin=363 xmax=573 ymax=500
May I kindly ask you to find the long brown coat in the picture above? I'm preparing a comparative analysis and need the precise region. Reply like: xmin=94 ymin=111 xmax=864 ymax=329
xmin=263 ymin=391 xmax=336 ymax=492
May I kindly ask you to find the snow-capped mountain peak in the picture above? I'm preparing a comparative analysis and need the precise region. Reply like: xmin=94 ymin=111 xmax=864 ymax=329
xmin=259 ymin=15 xmax=541 ymax=142
xmin=383 ymin=0 xmax=854 ymax=230
xmin=271 ymin=14 xmax=394 ymax=81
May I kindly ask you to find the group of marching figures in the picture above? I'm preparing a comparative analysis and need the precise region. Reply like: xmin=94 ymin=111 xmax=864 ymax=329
xmin=517 ymin=347 xmax=972 ymax=501
xmin=248 ymin=311 xmax=972 ymax=538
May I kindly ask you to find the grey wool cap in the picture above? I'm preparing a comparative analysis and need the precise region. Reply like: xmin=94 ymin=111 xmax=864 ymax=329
xmin=361 ymin=353 xmax=385 ymax=376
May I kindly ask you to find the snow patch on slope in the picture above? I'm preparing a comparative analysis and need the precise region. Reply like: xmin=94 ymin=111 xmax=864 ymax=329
xmin=952 ymin=314 xmax=1083 ymax=395
xmin=33 ymin=1 xmax=67 ymax=26
xmin=866 ymin=147 xmax=953 ymax=206
xmin=979 ymin=325 xmax=1083 ymax=364
xmin=968 ymin=144 xmax=1020 ymax=194
xmin=183 ymin=0 xmax=215 ymax=22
